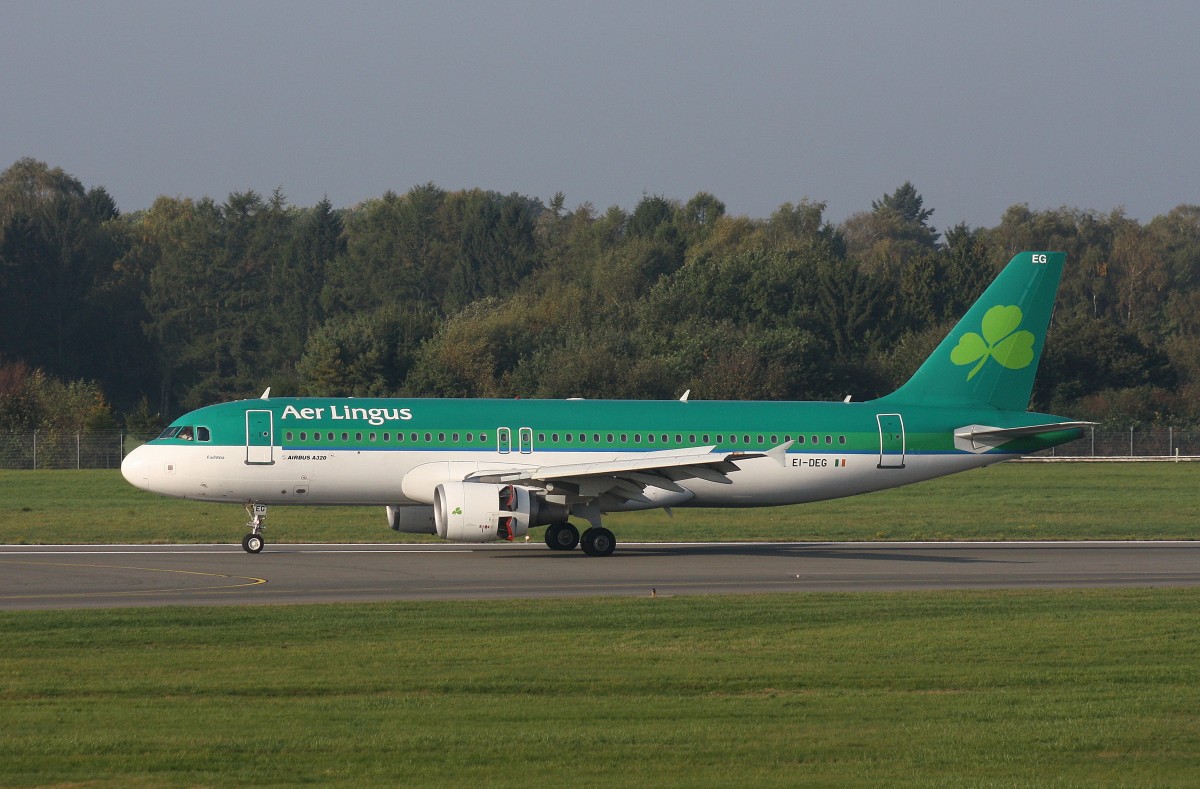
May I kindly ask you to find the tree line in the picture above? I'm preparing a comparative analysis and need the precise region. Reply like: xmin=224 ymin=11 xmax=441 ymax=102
xmin=1 ymin=157 xmax=1197 ymax=431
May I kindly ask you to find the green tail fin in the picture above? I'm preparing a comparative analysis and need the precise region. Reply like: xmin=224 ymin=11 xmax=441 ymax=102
xmin=881 ymin=251 xmax=1065 ymax=411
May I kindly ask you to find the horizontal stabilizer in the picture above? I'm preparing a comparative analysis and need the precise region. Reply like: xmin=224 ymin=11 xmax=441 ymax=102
xmin=954 ymin=422 xmax=1093 ymax=453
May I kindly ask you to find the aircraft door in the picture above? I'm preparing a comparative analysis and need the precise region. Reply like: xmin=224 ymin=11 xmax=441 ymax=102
xmin=876 ymin=413 xmax=905 ymax=469
xmin=497 ymin=427 xmax=511 ymax=454
xmin=246 ymin=410 xmax=274 ymax=465
xmin=518 ymin=427 xmax=533 ymax=454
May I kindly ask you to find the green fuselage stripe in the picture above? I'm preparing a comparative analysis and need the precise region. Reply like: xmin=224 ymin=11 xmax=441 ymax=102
xmin=150 ymin=397 xmax=1077 ymax=456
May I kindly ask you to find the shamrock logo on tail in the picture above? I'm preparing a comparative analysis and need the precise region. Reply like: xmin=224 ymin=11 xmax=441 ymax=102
xmin=950 ymin=305 xmax=1036 ymax=380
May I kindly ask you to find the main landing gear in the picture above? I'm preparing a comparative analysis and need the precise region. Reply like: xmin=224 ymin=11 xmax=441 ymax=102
xmin=545 ymin=521 xmax=579 ymax=550
xmin=544 ymin=521 xmax=616 ymax=557
xmin=241 ymin=503 xmax=267 ymax=554
xmin=581 ymin=526 xmax=616 ymax=557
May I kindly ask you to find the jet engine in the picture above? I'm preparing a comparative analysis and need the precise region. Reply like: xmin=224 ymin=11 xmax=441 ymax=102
xmin=433 ymin=482 xmax=565 ymax=542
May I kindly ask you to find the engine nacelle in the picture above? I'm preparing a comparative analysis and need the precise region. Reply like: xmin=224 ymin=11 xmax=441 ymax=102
xmin=433 ymin=482 xmax=549 ymax=542
xmin=385 ymin=505 xmax=436 ymax=534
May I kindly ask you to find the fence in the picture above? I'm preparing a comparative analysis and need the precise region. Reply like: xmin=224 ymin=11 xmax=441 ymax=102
xmin=0 ymin=431 xmax=159 ymax=470
xmin=1 ymin=427 xmax=1197 ymax=470
xmin=1033 ymin=427 xmax=1199 ymax=458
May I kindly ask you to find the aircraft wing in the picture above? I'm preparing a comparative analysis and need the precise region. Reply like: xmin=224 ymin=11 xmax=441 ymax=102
xmin=465 ymin=443 xmax=790 ymax=504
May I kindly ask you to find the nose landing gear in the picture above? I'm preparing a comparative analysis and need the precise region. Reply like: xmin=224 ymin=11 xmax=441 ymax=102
xmin=242 ymin=503 xmax=267 ymax=554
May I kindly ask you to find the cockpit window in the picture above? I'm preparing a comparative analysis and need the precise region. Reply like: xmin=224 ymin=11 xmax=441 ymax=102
xmin=157 ymin=425 xmax=211 ymax=442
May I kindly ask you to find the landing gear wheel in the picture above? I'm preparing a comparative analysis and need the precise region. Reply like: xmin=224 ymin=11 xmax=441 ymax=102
xmin=580 ymin=526 xmax=616 ymax=557
xmin=243 ymin=503 xmax=267 ymax=554
xmin=545 ymin=522 xmax=580 ymax=551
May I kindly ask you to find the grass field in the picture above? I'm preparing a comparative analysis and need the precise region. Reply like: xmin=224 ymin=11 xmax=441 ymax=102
xmin=3 ymin=466 xmax=1197 ymax=786
xmin=2 ymin=588 xmax=1198 ymax=787
xmin=0 ymin=462 xmax=1196 ymax=544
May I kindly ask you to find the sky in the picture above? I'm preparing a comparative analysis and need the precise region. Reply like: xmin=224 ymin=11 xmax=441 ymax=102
xmin=2 ymin=1 xmax=1197 ymax=229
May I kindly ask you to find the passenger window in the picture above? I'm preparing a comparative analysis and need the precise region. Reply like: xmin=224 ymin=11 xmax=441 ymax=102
xmin=620 ymin=434 xmax=628 ymax=443
xmin=647 ymin=434 xmax=655 ymax=443
xmin=480 ymin=433 xmax=488 ymax=442
xmin=825 ymin=436 xmax=832 ymax=444
xmin=607 ymin=434 xmax=614 ymax=443
xmin=300 ymin=432 xmax=307 ymax=441
xmin=438 ymin=433 xmax=446 ymax=442
xmin=690 ymin=434 xmax=697 ymax=443
xmin=539 ymin=433 xmax=546 ymax=442
xmin=453 ymin=433 xmax=460 ymax=442
xmin=565 ymin=433 xmax=572 ymax=443
xmin=285 ymin=432 xmax=293 ymax=442
xmin=839 ymin=436 xmax=846 ymax=445
xmin=424 ymin=433 xmax=432 ymax=442
xmin=798 ymin=435 xmax=806 ymax=444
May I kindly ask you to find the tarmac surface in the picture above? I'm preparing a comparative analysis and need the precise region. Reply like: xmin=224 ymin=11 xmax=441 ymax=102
xmin=2 ymin=541 xmax=1198 ymax=610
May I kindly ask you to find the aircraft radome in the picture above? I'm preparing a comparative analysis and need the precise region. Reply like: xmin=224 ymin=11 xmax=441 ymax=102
xmin=122 ymin=251 xmax=1088 ymax=556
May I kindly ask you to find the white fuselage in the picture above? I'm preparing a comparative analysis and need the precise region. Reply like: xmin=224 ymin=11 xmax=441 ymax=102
xmin=121 ymin=442 xmax=1004 ymax=511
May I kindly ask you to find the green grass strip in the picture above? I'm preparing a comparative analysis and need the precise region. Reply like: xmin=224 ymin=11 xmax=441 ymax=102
xmin=1 ymin=463 xmax=1197 ymax=544
xmin=1 ymin=589 xmax=1198 ymax=787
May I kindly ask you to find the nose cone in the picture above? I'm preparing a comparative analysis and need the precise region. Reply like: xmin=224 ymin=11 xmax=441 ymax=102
xmin=121 ymin=445 xmax=152 ymax=491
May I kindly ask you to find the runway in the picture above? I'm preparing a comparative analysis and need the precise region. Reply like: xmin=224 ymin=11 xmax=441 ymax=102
xmin=1 ymin=541 xmax=1198 ymax=610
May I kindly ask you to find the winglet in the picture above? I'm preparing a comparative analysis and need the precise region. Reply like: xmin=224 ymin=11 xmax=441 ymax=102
xmin=766 ymin=440 xmax=794 ymax=467
xmin=260 ymin=387 xmax=271 ymax=400
xmin=679 ymin=389 xmax=691 ymax=402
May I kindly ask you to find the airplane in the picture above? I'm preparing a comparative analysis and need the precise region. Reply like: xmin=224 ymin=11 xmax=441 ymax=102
xmin=121 ymin=250 xmax=1089 ymax=556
